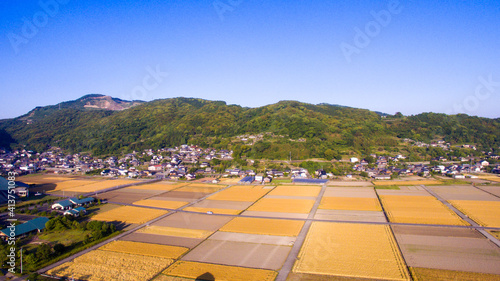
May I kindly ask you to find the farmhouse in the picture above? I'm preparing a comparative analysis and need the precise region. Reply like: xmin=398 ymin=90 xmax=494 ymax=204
xmin=0 ymin=217 xmax=49 ymax=240
xmin=64 ymin=207 xmax=87 ymax=217
xmin=52 ymin=197 xmax=95 ymax=210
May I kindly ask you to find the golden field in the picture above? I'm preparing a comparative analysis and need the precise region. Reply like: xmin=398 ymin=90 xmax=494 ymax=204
xmin=133 ymin=199 xmax=188 ymax=209
xmin=293 ymin=222 xmax=410 ymax=281
xmin=208 ymin=186 xmax=270 ymax=202
xmin=163 ymin=261 xmax=277 ymax=281
xmin=64 ymin=179 xmax=137 ymax=193
xmin=319 ymin=197 xmax=382 ymax=211
xmin=100 ymin=241 xmax=188 ymax=259
xmin=176 ymin=183 xmax=226 ymax=193
xmin=18 ymin=175 xmax=74 ymax=185
xmin=91 ymin=206 xmax=168 ymax=224
xmin=380 ymin=195 xmax=467 ymax=225
xmin=268 ymin=185 xmax=321 ymax=197
xmin=220 ymin=217 xmax=304 ymax=236
xmin=46 ymin=180 xmax=99 ymax=192
xmin=449 ymin=200 xmax=500 ymax=227
xmin=410 ymin=267 xmax=500 ymax=281
xmin=373 ymin=180 xmax=442 ymax=186
xmin=47 ymin=250 xmax=172 ymax=281
xmin=247 ymin=198 xmax=315 ymax=213
xmin=130 ymin=183 xmax=187 ymax=191
xmin=183 ymin=206 xmax=241 ymax=215
xmin=137 ymin=225 xmax=213 ymax=239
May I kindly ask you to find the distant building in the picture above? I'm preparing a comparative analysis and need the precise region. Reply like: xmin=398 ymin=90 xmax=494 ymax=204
xmin=0 ymin=217 xmax=49 ymax=240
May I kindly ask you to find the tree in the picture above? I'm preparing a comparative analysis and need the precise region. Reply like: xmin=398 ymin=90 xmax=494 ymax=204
xmin=36 ymin=243 xmax=52 ymax=260
xmin=53 ymin=243 xmax=65 ymax=255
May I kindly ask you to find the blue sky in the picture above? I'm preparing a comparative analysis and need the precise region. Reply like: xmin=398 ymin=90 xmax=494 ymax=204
xmin=1 ymin=0 xmax=499 ymax=119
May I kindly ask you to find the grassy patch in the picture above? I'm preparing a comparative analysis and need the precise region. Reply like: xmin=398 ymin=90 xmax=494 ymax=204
xmin=273 ymin=179 xmax=293 ymax=184
xmin=39 ymin=229 xmax=90 ymax=246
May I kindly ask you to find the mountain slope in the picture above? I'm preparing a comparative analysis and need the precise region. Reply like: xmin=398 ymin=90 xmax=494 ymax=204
xmin=0 ymin=96 xmax=499 ymax=159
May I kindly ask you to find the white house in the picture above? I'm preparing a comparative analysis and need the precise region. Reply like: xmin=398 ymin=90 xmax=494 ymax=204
xmin=350 ymin=157 xmax=359 ymax=163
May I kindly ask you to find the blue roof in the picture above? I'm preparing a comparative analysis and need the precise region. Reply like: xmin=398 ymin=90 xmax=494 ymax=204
xmin=74 ymin=207 xmax=86 ymax=212
xmin=293 ymin=178 xmax=328 ymax=184
xmin=1 ymin=217 xmax=49 ymax=237
xmin=70 ymin=197 xmax=95 ymax=205
xmin=239 ymin=176 xmax=255 ymax=183
xmin=54 ymin=199 xmax=73 ymax=207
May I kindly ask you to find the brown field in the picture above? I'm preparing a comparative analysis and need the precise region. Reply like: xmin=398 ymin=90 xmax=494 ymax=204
xmin=187 ymin=199 xmax=253 ymax=210
xmin=153 ymin=212 xmax=232 ymax=231
xmin=220 ymin=217 xmax=304 ymax=236
xmin=323 ymin=187 xmax=377 ymax=198
xmin=176 ymin=183 xmax=226 ymax=193
xmin=376 ymin=186 xmax=430 ymax=196
xmin=130 ymin=182 xmax=187 ymax=191
xmin=64 ymin=179 xmax=138 ymax=193
xmin=293 ymin=222 xmax=410 ymax=280
xmin=181 ymin=239 xmax=291 ymax=270
xmin=373 ymin=179 xmax=441 ymax=186
xmin=133 ymin=199 xmax=188 ymax=209
xmin=183 ymin=206 xmax=241 ymax=215
xmin=47 ymin=250 xmax=172 ymax=281
xmin=477 ymin=185 xmax=500 ymax=197
xmin=209 ymin=231 xmax=295 ymax=246
xmin=163 ymin=261 xmax=278 ymax=281
xmin=91 ymin=206 xmax=168 ymax=224
xmin=268 ymin=185 xmax=321 ymax=197
xmin=380 ymin=195 xmax=467 ymax=225
xmin=287 ymin=272 xmax=383 ymax=281
xmin=449 ymin=200 xmax=500 ymax=227
xmin=392 ymin=225 xmax=483 ymax=238
xmin=150 ymin=191 xmax=208 ymax=202
xmin=327 ymin=181 xmax=374 ymax=187
xmin=313 ymin=209 xmax=387 ymax=222
xmin=100 ymin=241 xmax=188 ymax=259
xmin=395 ymin=233 xmax=500 ymax=275
xmin=120 ymin=232 xmax=203 ymax=248
xmin=137 ymin=225 xmax=213 ymax=239
xmin=410 ymin=267 xmax=500 ymax=281
xmin=18 ymin=175 xmax=75 ymax=185
xmin=96 ymin=189 xmax=162 ymax=204
xmin=242 ymin=210 xmax=309 ymax=219
xmin=247 ymin=198 xmax=315 ymax=213
xmin=319 ymin=197 xmax=381 ymax=212
xmin=208 ymin=186 xmax=271 ymax=202
xmin=428 ymin=185 xmax=499 ymax=201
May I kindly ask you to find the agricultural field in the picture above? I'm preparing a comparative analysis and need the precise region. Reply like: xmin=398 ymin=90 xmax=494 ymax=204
xmin=176 ymin=183 xmax=226 ymax=193
xmin=428 ymin=185 xmax=499 ymax=201
xmin=267 ymin=185 xmax=321 ymax=197
xmin=187 ymin=199 xmax=253 ymax=210
xmin=319 ymin=197 xmax=381 ymax=211
xmin=220 ymin=217 xmax=304 ymax=236
xmin=47 ymin=250 xmax=172 ymax=281
xmin=100 ymin=241 xmax=188 ymax=259
xmin=410 ymin=267 xmax=500 ymax=281
xmin=153 ymin=212 xmax=232 ymax=231
xmin=162 ymin=261 xmax=277 ymax=281
xmin=376 ymin=185 xmax=430 ymax=196
xmin=130 ymin=182 xmax=187 ymax=191
xmin=183 ymin=206 xmax=241 ymax=215
xmin=208 ymin=185 xmax=271 ymax=201
xmin=313 ymin=209 xmax=387 ymax=222
xmin=293 ymin=222 xmax=410 ymax=280
xmin=63 ymin=179 xmax=138 ymax=193
xmin=137 ymin=225 xmax=213 ymax=239
xmin=448 ymin=200 xmax=500 ymax=227
xmin=394 ymin=225 xmax=500 ymax=275
xmin=133 ymin=199 xmax=188 ymax=209
xmin=380 ymin=195 xmax=467 ymax=225
xmin=373 ymin=179 xmax=442 ymax=186
xmin=18 ymin=175 xmax=75 ymax=185
xmin=91 ymin=206 xmax=168 ymax=224
xmin=43 ymin=179 xmax=100 ymax=192
xmin=247 ymin=198 xmax=315 ymax=213
xmin=96 ymin=189 xmax=165 ymax=204
xmin=323 ymin=186 xmax=377 ymax=198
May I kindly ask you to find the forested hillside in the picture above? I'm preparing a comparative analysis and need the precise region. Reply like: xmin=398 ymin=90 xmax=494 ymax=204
xmin=1 ymin=95 xmax=499 ymax=159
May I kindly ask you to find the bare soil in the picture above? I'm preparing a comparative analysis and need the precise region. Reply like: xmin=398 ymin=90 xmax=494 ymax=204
xmin=209 ymin=231 xmax=296 ymax=246
xmin=153 ymin=212 xmax=232 ymax=231
xmin=313 ymin=209 xmax=387 ymax=222
xmin=392 ymin=225 xmax=484 ymax=238
xmin=120 ymin=232 xmax=203 ymax=248
xmin=241 ymin=211 xmax=309 ymax=219
xmin=181 ymin=239 xmax=291 ymax=270
xmin=323 ymin=187 xmax=377 ymax=198
xmin=188 ymin=199 xmax=253 ymax=210
xmin=427 ymin=185 xmax=499 ymax=201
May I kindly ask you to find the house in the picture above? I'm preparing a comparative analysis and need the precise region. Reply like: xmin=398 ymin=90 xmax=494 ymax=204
xmin=64 ymin=207 xmax=86 ymax=217
xmin=69 ymin=197 xmax=95 ymax=207
xmin=453 ymin=174 xmax=465 ymax=179
xmin=0 ymin=217 xmax=49 ymax=240
xmin=350 ymin=157 xmax=359 ymax=163
xmin=51 ymin=199 xmax=73 ymax=210
xmin=373 ymin=174 xmax=391 ymax=180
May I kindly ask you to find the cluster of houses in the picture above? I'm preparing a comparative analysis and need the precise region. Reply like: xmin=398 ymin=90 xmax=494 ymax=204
xmin=51 ymin=197 xmax=95 ymax=217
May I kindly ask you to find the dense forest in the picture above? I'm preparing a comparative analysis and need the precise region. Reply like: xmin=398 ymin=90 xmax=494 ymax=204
xmin=0 ymin=95 xmax=499 ymax=159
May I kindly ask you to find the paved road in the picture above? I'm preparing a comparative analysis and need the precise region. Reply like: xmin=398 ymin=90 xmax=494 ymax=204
xmin=275 ymin=184 xmax=327 ymax=281
xmin=420 ymin=185 xmax=500 ymax=248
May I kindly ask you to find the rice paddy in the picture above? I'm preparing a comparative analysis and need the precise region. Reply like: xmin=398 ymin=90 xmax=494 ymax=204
xmin=47 ymin=250 xmax=172 ymax=281
xmin=220 ymin=217 xmax=304 ymax=236
xmin=163 ymin=261 xmax=277 ymax=281
xmin=133 ymin=199 xmax=188 ymax=209
xmin=137 ymin=225 xmax=213 ymax=239
xmin=293 ymin=222 xmax=410 ymax=280
xmin=380 ymin=195 xmax=467 ymax=225
xmin=91 ymin=206 xmax=168 ymax=224
xmin=373 ymin=180 xmax=442 ymax=186
xmin=182 ymin=206 xmax=242 ymax=215
xmin=268 ymin=185 xmax=321 ymax=197
xmin=100 ymin=241 xmax=188 ymax=259
xmin=448 ymin=200 xmax=500 ymax=227
xmin=319 ymin=197 xmax=382 ymax=211
xmin=247 ymin=198 xmax=315 ymax=213
xmin=208 ymin=186 xmax=271 ymax=201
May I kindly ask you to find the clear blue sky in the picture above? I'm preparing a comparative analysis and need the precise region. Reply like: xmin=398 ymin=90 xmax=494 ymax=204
xmin=1 ymin=0 xmax=499 ymax=119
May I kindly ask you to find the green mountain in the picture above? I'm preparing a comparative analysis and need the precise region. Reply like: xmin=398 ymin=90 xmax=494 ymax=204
xmin=1 ymin=96 xmax=499 ymax=159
